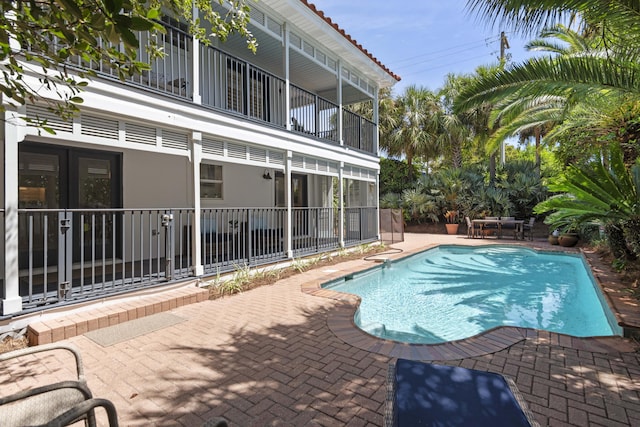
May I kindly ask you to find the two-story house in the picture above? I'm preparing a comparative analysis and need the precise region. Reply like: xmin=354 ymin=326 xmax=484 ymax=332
xmin=1 ymin=0 xmax=399 ymax=318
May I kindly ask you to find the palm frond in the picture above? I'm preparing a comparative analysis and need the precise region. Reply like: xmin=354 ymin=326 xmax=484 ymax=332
xmin=456 ymin=54 xmax=640 ymax=113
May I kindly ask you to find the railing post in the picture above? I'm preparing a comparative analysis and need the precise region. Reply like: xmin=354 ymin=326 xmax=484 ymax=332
xmin=162 ymin=211 xmax=174 ymax=280
xmin=244 ymin=61 xmax=250 ymax=116
xmin=314 ymin=94 xmax=319 ymax=138
xmin=246 ymin=209 xmax=253 ymax=263
xmin=315 ymin=208 xmax=320 ymax=252
xmin=58 ymin=211 xmax=73 ymax=300
xmin=358 ymin=117 xmax=363 ymax=151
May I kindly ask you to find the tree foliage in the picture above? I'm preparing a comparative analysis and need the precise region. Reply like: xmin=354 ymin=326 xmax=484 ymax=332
xmin=379 ymin=157 xmax=418 ymax=195
xmin=0 ymin=0 xmax=256 ymax=119
xmin=535 ymin=144 xmax=640 ymax=257
xmin=379 ymin=85 xmax=442 ymax=177
xmin=380 ymin=160 xmax=545 ymax=224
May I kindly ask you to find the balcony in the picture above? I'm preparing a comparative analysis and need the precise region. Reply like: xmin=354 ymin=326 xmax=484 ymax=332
xmin=64 ymin=21 xmax=378 ymax=155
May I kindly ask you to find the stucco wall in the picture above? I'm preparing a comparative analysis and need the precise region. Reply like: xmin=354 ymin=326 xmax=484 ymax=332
xmin=200 ymin=162 xmax=275 ymax=208
xmin=123 ymin=150 xmax=192 ymax=208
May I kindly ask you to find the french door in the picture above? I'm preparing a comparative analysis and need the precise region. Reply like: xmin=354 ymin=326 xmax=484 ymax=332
xmin=18 ymin=143 xmax=122 ymax=266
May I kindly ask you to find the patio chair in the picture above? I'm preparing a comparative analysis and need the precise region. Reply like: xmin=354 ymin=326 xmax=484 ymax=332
xmin=385 ymin=358 xmax=539 ymax=427
xmin=482 ymin=216 xmax=499 ymax=237
xmin=464 ymin=216 xmax=477 ymax=238
xmin=500 ymin=216 xmax=517 ymax=239
xmin=523 ymin=217 xmax=535 ymax=240
xmin=0 ymin=343 xmax=119 ymax=427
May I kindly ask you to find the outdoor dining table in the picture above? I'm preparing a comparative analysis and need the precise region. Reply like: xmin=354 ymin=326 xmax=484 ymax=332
xmin=472 ymin=218 xmax=525 ymax=239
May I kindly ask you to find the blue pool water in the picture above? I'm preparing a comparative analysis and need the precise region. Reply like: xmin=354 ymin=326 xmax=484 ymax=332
xmin=323 ymin=245 xmax=622 ymax=344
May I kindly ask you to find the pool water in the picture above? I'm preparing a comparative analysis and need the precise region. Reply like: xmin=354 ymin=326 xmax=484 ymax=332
xmin=323 ymin=245 xmax=622 ymax=344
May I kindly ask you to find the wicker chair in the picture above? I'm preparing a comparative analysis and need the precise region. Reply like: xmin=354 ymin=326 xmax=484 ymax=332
xmin=0 ymin=343 xmax=118 ymax=427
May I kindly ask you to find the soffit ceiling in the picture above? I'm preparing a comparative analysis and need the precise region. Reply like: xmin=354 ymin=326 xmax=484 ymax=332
xmin=207 ymin=1 xmax=399 ymax=104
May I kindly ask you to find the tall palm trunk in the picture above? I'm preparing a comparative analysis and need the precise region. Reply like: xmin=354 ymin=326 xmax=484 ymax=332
xmin=489 ymin=153 xmax=497 ymax=184
xmin=534 ymin=127 xmax=541 ymax=176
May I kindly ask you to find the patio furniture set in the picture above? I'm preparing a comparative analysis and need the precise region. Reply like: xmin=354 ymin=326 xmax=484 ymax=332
xmin=465 ymin=217 xmax=536 ymax=240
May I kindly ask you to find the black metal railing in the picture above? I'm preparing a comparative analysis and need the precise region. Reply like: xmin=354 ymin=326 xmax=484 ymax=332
xmin=199 ymin=46 xmax=288 ymax=128
xmin=343 ymin=110 xmax=376 ymax=153
xmin=16 ymin=208 xmax=194 ymax=310
xmin=195 ymin=208 xmax=287 ymax=274
xmin=52 ymin=19 xmax=377 ymax=154
xmin=290 ymin=85 xmax=340 ymax=143
xmin=7 ymin=206 xmax=377 ymax=315
xmin=61 ymin=21 xmax=193 ymax=100
xmin=291 ymin=207 xmax=340 ymax=257
xmin=344 ymin=207 xmax=378 ymax=246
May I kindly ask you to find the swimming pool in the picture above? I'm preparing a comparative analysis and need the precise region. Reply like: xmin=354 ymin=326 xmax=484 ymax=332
xmin=323 ymin=245 xmax=622 ymax=344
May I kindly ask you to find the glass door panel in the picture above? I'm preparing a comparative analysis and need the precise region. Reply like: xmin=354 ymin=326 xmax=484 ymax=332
xmin=71 ymin=152 xmax=120 ymax=262
xmin=18 ymin=149 xmax=64 ymax=267
xmin=77 ymin=157 xmax=112 ymax=208
xmin=18 ymin=152 xmax=61 ymax=209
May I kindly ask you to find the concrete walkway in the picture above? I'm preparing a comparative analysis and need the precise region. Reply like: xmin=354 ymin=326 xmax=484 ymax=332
xmin=3 ymin=233 xmax=640 ymax=426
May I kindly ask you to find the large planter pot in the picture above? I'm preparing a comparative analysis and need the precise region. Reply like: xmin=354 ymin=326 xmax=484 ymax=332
xmin=548 ymin=235 xmax=559 ymax=245
xmin=445 ymin=223 xmax=459 ymax=235
xmin=558 ymin=233 xmax=579 ymax=247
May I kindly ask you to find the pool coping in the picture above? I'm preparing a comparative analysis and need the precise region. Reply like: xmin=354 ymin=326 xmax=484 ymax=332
xmin=302 ymin=242 xmax=640 ymax=360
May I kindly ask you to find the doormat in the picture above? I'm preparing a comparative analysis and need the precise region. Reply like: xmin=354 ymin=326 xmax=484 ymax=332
xmin=84 ymin=313 xmax=186 ymax=347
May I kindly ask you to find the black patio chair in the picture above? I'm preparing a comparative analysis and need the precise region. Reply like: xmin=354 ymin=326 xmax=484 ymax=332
xmin=523 ymin=217 xmax=535 ymax=240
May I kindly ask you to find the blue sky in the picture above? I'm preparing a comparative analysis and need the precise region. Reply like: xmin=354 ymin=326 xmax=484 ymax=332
xmin=310 ymin=0 xmax=535 ymax=95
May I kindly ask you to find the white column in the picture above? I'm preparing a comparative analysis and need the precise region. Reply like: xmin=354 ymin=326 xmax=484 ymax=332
xmin=285 ymin=150 xmax=293 ymax=258
xmin=283 ymin=23 xmax=291 ymax=131
xmin=3 ymin=110 xmax=25 ymax=314
xmin=338 ymin=162 xmax=345 ymax=247
xmin=337 ymin=61 xmax=343 ymax=146
xmin=191 ymin=3 xmax=201 ymax=104
xmin=191 ymin=131 xmax=204 ymax=276
xmin=375 ymin=174 xmax=381 ymax=241
xmin=373 ymin=88 xmax=380 ymax=155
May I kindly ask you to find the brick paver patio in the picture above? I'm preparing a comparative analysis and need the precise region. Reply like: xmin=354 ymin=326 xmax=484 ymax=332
xmin=3 ymin=234 xmax=640 ymax=426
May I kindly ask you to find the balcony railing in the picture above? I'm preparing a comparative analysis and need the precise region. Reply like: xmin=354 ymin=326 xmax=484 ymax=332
xmin=290 ymin=85 xmax=340 ymax=143
xmin=56 ymin=21 xmax=376 ymax=154
xmin=6 ymin=206 xmax=377 ymax=315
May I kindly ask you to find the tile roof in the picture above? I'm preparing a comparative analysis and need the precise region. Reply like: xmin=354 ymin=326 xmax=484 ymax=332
xmin=301 ymin=0 xmax=401 ymax=82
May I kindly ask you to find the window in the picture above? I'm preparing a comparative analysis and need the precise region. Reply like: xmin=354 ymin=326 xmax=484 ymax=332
xmin=200 ymin=164 xmax=223 ymax=199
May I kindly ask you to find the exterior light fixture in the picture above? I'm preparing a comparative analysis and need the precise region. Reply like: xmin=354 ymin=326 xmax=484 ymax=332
xmin=262 ymin=169 xmax=272 ymax=180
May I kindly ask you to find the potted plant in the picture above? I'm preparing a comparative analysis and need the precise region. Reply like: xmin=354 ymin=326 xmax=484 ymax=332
xmin=444 ymin=210 xmax=460 ymax=235
xmin=548 ymin=229 xmax=560 ymax=245
xmin=558 ymin=230 xmax=579 ymax=247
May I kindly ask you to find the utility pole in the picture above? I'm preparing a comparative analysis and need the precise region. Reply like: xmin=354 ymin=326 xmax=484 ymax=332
xmin=500 ymin=31 xmax=510 ymax=63
xmin=499 ymin=31 xmax=510 ymax=166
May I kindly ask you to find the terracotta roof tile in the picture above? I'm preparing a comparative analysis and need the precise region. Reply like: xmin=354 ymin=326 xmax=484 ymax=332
xmin=301 ymin=0 xmax=401 ymax=82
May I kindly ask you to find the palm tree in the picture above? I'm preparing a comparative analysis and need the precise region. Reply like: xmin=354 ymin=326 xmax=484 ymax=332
xmin=439 ymin=74 xmax=475 ymax=169
xmin=458 ymin=1 xmax=640 ymax=112
xmin=446 ymin=66 xmax=498 ymax=179
xmin=380 ymin=85 xmax=442 ymax=179
xmin=486 ymin=24 xmax=598 ymax=173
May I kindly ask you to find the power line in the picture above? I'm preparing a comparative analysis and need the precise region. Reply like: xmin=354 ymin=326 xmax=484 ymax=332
xmin=398 ymin=52 xmax=497 ymax=77
xmin=398 ymin=42 xmax=499 ymax=70
xmin=389 ymin=35 xmax=501 ymax=65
